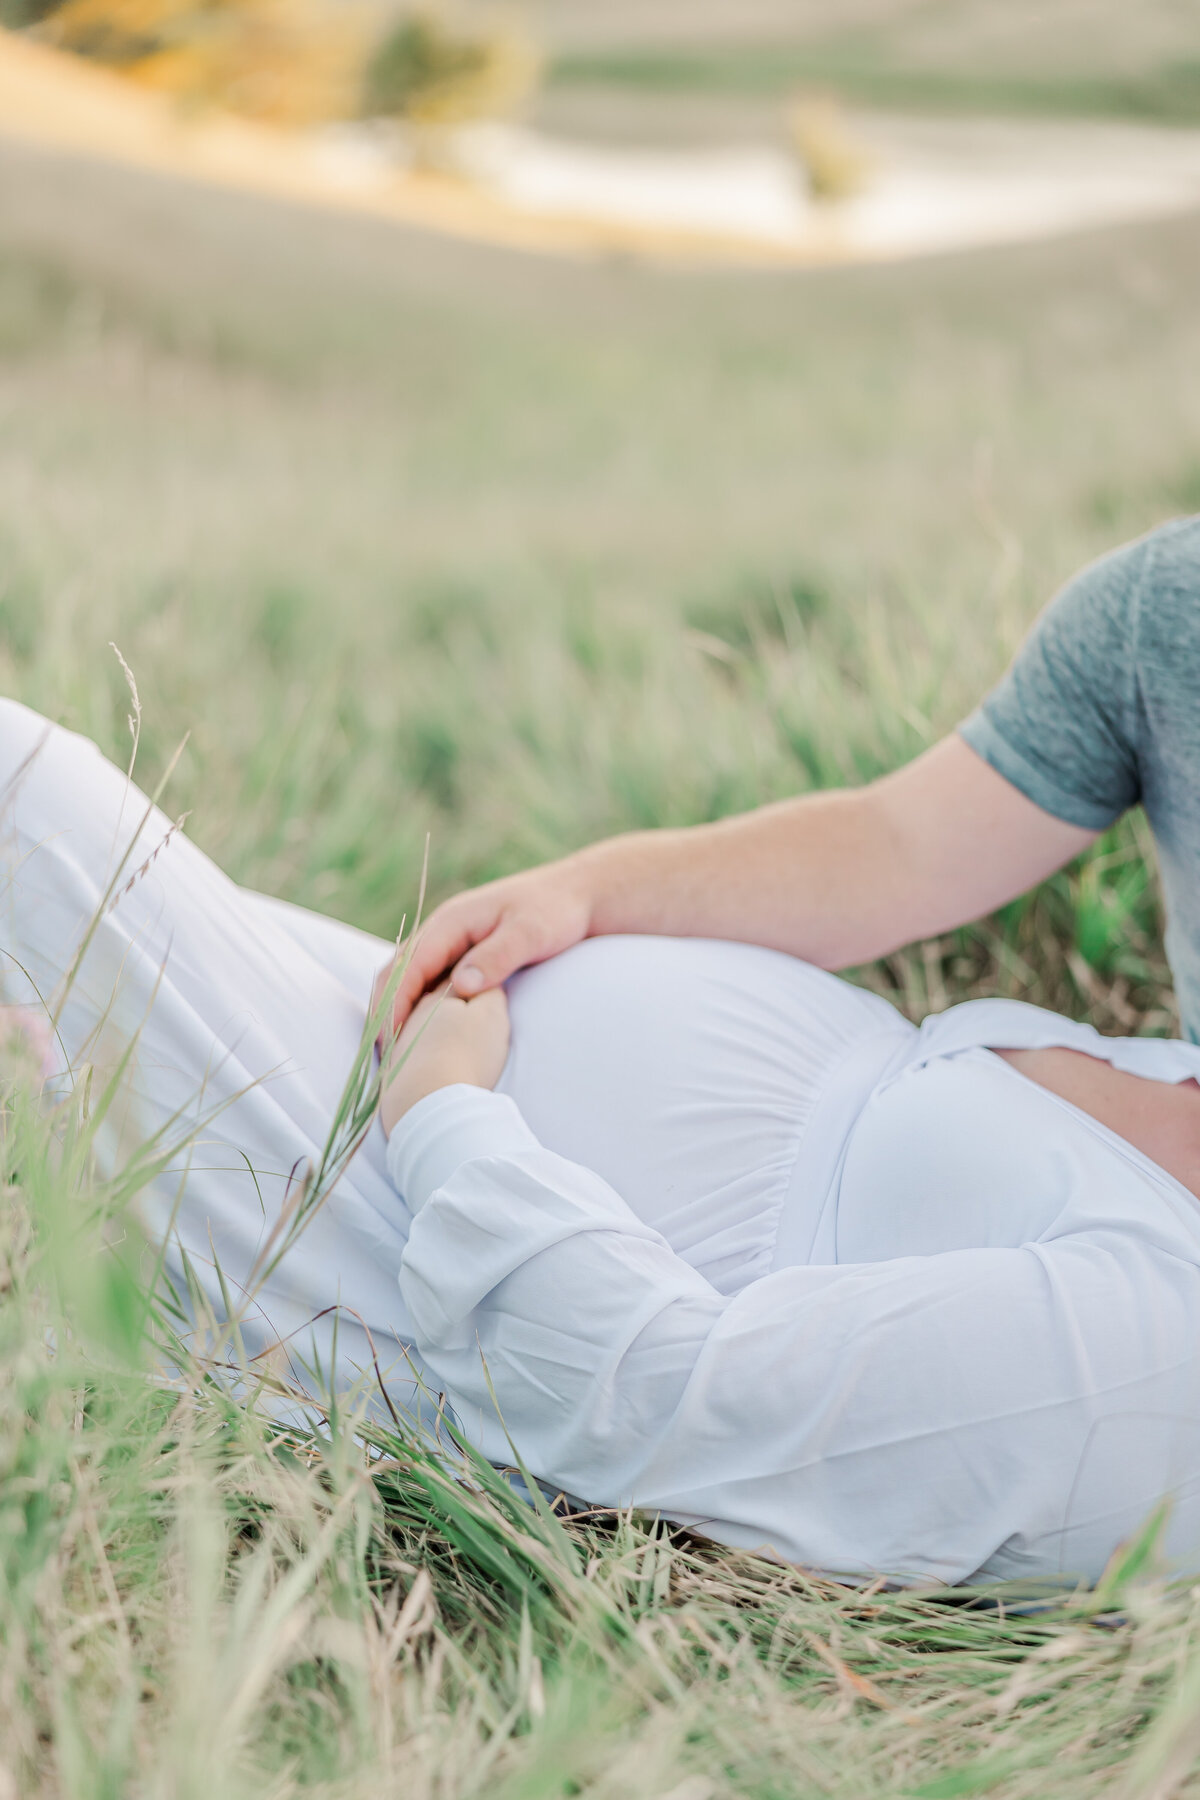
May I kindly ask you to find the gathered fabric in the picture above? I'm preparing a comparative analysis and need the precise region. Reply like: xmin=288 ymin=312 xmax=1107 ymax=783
xmin=499 ymin=932 xmax=912 ymax=1295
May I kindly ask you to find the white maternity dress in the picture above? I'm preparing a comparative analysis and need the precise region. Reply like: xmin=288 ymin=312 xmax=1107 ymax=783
xmin=4 ymin=698 xmax=1200 ymax=1587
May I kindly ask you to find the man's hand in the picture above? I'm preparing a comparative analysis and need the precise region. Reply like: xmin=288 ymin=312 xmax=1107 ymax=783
xmin=376 ymin=860 xmax=594 ymax=1037
xmin=380 ymin=984 xmax=510 ymax=1135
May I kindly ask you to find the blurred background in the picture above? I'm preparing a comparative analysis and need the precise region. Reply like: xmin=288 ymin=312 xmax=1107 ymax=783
xmin=1 ymin=0 xmax=1199 ymax=1024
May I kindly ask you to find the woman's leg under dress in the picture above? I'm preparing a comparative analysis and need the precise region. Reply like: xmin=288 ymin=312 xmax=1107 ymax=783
xmin=0 ymin=699 xmax=420 ymax=1418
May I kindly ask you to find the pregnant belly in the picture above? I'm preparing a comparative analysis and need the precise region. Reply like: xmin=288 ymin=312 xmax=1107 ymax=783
xmin=496 ymin=935 xmax=907 ymax=1292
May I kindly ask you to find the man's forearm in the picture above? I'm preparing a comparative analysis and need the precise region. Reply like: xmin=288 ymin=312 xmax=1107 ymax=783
xmin=388 ymin=736 xmax=1096 ymax=1024
xmin=575 ymin=736 xmax=1096 ymax=972
xmin=576 ymin=786 xmax=907 ymax=971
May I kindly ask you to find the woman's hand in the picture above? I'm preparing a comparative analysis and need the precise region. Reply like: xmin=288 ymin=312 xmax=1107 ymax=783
xmin=373 ymin=858 xmax=595 ymax=1040
xmin=379 ymin=983 xmax=510 ymax=1136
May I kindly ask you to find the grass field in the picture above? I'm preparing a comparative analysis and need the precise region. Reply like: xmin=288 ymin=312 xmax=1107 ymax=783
xmin=3 ymin=128 xmax=1200 ymax=1795
xmin=547 ymin=0 xmax=1200 ymax=126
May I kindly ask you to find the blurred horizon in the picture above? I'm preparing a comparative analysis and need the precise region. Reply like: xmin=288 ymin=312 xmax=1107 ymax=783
xmin=6 ymin=0 xmax=1200 ymax=269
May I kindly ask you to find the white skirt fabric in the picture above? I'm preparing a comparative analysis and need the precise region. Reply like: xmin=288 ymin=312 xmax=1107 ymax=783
xmin=7 ymin=698 xmax=1200 ymax=1585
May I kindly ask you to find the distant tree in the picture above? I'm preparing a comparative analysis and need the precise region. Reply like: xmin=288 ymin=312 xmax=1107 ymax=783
xmin=0 ymin=0 xmax=60 ymax=28
xmin=361 ymin=10 xmax=538 ymax=128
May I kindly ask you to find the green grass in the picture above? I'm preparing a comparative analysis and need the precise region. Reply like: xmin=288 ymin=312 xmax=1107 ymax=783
xmin=546 ymin=0 xmax=1200 ymax=125
xmin=2 ymin=132 xmax=1200 ymax=1792
xmin=550 ymin=47 xmax=1200 ymax=125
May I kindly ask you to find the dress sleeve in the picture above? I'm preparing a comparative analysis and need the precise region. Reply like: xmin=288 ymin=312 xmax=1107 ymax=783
xmin=958 ymin=532 xmax=1154 ymax=830
xmin=389 ymin=1085 xmax=1195 ymax=1586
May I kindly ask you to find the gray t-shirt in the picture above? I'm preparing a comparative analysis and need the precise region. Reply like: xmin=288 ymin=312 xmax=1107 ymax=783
xmin=959 ymin=517 xmax=1200 ymax=1039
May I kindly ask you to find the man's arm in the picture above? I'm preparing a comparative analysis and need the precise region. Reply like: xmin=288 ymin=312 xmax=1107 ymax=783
xmin=383 ymin=529 xmax=1158 ymax=1029
xmin=385 ymin=734 xmax=1096 ymax=1028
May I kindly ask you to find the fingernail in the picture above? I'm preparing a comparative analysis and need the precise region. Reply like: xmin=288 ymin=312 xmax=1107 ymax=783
xmin=456 ymin=966 xmax=484 ymax=994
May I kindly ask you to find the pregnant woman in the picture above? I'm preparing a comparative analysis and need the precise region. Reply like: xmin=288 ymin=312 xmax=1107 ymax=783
xmin=4 ymin=697 xmax=1200 ymax=1590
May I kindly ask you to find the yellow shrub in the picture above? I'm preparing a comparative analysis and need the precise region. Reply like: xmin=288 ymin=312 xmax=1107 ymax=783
xmin=788 ymin=93 xmax=873 ymax=203
xmin=45 ymin=0 xmax=367 ymax=127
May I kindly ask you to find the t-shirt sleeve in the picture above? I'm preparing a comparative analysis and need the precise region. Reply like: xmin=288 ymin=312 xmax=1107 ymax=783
xmin=958 ymin=534 xmax=1152 ymax=831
